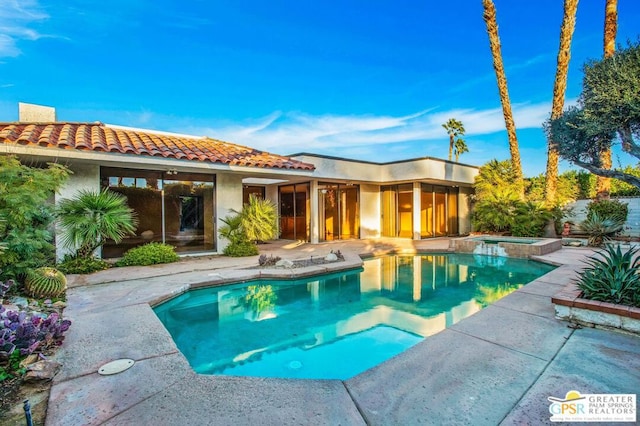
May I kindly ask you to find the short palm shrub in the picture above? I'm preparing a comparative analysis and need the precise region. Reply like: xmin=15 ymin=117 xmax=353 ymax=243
xmin=56 ymin=189 xmax=138 ymax=259
xmin=471 ymin=188 xmax=520 ymax=233
xmin=577 ymin=244 xmax=640 ymax=307
xmin=115 ymin=243 xmax=180 ymax=267
xmin=239 ymin=195 xmax=279 ymax=243
xmin=223 ymin=239 xmax=259 ymax=257
xmin=511 ymin=201 xmax=553 ymax=237
xmin=24 ymin=267 xmax=67 ymax=299
xmin=57 ymin=255 xmax=111 ymax=275
xmin=579 ymin=213 xmax=625 ymax=247
xmin=219 ymin=215 xmax=259 ymax=257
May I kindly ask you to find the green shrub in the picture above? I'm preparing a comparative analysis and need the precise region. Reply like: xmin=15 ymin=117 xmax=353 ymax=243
xmin=25 ymin=267 xmax=67 ymax=299
xmin=586 ymin=199 xmax=629 ymax=222
xmin=219 ymin=214 xmax=259 ymax=257
xmin=511 ymin=201 xmax=553 ymax=237
xmin=0 ymin=156 xmax=70 ymax=281
xmin=57 ymin=255 xmax=111 ymax=274
xmin=223 ymin=241 xmax=258 ymax=257
xmin=471 ymin=188 xmax=520 ymax=233
xmin=610 ymin=166 xmax=640 ymax=196
xmin=115 ymin=243 xmax=180 ymax=267
xmin=577 ymin=244 xmax=640 ymax=307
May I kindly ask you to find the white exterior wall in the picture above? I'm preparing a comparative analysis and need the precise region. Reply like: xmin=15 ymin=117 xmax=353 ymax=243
xmin=383 ymin=159 xmax=478 ymax=184
xmin=292 ymin=154 xmax=478 ymax=184
xmin=564 ymin=197 xmax=640 ymax=237
xmin=55 ymin=163 xmax=100 ymax=260
xmin=309 ymin=181 xmax=319 ymax=243
xmin=359 ymin=184 xmax=381 ymax=239
xmin=412 ymin=183 xmax=422 ymax=240
xmin=458 ymin=187 xmax=473 ymax=235
xmin=216 ymin=173 xmax=244 ymax=253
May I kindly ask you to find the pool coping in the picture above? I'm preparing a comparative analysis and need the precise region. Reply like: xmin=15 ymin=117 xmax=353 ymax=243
xmin=45 ymin=240 xmax=640 ymax=425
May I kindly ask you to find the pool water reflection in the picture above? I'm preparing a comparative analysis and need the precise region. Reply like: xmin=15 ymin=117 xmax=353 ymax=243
xmin=153 ymin=254 xmax=555 ymax=379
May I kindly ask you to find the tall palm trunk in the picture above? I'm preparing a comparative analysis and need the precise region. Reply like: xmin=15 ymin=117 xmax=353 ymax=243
xmin=544 ymin=0 xmax=579 ymax=206
xmin=482 ymin=0 xmax=524 ymax=197
xmin=595 ymin=0 xmax=618 ymax=199
xmin=448 ymin=133 xmax=454 ymax=161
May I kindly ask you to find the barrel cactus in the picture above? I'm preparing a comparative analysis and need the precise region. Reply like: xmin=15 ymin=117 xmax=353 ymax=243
xmin=25 ymin=267 xmax=67 ymax=298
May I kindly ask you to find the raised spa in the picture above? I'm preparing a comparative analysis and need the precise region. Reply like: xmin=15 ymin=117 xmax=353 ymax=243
xmin=450 ymin=235 xmax=563 ymax=258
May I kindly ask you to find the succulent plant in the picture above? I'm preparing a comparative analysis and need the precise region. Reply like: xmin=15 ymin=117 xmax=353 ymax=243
xmin=25 ymin=267 xmax=67 ymax=299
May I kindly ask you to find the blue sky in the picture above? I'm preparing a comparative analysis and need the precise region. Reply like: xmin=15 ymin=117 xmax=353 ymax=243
xmin=1 ymin=0 xmax=639 ymax=177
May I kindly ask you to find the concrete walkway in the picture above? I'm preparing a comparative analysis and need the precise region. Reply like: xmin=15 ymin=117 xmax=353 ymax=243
xmin=47 ymin=239 xmax=640 ymax=425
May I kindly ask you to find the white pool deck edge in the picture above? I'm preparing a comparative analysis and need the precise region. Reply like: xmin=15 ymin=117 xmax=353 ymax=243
xmin=46 ymin=238 xmax=640 ymax=425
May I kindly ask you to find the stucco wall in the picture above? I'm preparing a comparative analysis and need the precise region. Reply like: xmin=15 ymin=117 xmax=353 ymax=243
xmin=564 ymin=197 xmax=640 ymax=237
xmin=55 ymin=163 xmax=100 ymax=260
xmin=292 ymin=154 xmax=479 ymax=185
xmin=359 ymin=184 xmax=381 ymax=238
xmin=458 ymin=187 xmax=473 ymax=235
xmin=216 ymin=173 xmax=244 ymax=252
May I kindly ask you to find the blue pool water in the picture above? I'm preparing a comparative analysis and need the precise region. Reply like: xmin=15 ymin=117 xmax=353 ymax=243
xmin=153 ymin=253 xmax=555 ymax=380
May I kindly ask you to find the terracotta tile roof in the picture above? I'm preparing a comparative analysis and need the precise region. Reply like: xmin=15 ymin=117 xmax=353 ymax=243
xmin=0 ymin=122 xmax=315 ymax=171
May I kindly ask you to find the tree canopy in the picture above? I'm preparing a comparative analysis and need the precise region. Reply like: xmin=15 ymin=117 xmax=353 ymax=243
xmin=547 ymin=40 xmax=640 ymax=188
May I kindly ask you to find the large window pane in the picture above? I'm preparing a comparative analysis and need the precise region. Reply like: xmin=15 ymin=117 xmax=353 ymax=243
xmin=101 ymin=168 xmax=215 ymax=257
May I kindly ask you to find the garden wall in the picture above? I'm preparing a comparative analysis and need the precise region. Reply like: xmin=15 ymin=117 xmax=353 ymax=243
xmin=564 ymin=197 xmax=640 ymax=238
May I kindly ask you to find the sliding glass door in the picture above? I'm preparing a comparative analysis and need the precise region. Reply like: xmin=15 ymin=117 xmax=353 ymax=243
xmin=279 ymin=184 xmax=309 ymax=241
xmin=319 ymin=183 xmax=359 ymax=241
xmin=421 ymin=184 xmax=459 ymax=238
xmin=381 ymin=184 xmax=413 ymax=238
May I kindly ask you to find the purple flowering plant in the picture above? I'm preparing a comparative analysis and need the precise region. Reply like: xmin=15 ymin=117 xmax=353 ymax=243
xmin=0 ymin=305 xmax=71 ymax=362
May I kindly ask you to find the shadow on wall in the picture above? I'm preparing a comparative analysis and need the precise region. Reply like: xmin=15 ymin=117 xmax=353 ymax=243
xmin=564 ymin=197 xmax=640 ymax=238
xmin=444 ymin=162 xmax=453 ymax=182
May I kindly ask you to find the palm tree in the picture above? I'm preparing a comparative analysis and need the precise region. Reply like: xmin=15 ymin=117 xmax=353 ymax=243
xmin=454 ymin=137 xmax=469 ymax=162
xmin=595 ymin=0 xmax=618 ymax=199
xmin=239 ymin=194 xmax=279 ymax=243
xmin=482 ymin=0 xmax=524 ymax=197
xmin=442 ymin=118 xmax=465 ymax=161
xmin=544 ymin=0 xmax=579 ymax=206
xmin=56 ymin=189 xmax=138 ymax=258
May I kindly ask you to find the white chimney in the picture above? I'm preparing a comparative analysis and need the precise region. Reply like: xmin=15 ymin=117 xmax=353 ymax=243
xmin=18 ymin=102 xmax=56 ymax=122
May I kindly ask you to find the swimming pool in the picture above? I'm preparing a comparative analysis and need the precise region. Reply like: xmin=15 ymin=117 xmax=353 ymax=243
xmin=153 ymin=253 xmax=555 ymax=380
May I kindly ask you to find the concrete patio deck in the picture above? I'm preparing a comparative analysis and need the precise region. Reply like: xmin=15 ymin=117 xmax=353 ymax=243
xmin=47 ymin=238 xmax=640 ymax=425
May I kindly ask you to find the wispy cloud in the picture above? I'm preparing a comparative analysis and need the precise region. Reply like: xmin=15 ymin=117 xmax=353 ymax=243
xmin=0 ymin=0 xmax=49 ymax=57
xmin=182 ymin=102 xmax=552 ymax=155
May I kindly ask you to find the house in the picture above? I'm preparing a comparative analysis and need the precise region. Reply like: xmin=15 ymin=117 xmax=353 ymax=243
xmin=0 ymin=103 xmax=479 ymax=259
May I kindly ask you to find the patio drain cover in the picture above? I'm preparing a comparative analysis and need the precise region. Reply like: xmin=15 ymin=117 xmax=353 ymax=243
xmin=98 ymin=359 xmax=135 ymax=375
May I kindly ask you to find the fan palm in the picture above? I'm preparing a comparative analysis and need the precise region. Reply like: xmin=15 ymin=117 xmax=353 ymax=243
xmin=56 ymin=189 xmax=138 ymax=258
xmin=239 ymin=194 xmax=279 ymax=243
xmin=442 ymin=118 xmax=465 ymax=161
xmin=454 ymin=137 xmax=469 ymax=162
